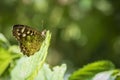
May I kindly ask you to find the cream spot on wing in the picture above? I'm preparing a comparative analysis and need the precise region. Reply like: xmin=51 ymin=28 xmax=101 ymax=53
xmin=16 ymin=36 xmax=20 ymax=40
xmin=22 ymin=34 xmax=26 ymax=37
xmin=41 ymin=30 xmax=46 ymax=36
xmin=17 ymin=29 xmax=19 ymax=32
xmin=17 ymin=33 xmax=21 ymax=36
xmin=21 ymin=27 xmax=25 ymax=33
xmin=27 ymin=31 xmax=30 ymax=34
xmin=30 ymin=32 xmax=33 ymax=35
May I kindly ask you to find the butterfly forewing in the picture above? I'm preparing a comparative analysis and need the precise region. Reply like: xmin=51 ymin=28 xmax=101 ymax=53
xmin=13 ymin=24 xmax=46 ymax=56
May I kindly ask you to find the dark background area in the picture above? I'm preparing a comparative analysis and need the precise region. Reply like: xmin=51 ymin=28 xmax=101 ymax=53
xmin=0 ymin=0 xmax=120 ymax=71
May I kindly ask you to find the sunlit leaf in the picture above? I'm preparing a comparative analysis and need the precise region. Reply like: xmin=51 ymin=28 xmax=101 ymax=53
xmin=93 ymin=70 xmax=120 ymax=80
xmin=0 ymin=34 xmax=20 ymax=76
xmin=0 ymin=47 xmax=12 ymax=76
xmin=0 ymin=33 xmax=10 ymax=48
xmin=35 ymin=63 xmax=66 ymax=80
xmin=69 ymin=60 xmax=115 ymax=80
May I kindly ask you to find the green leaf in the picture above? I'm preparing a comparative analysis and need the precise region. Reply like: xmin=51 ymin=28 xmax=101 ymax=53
xmin=0 ymin=33 xmax=10 ymax=48
xmin=0 ymin=34 xmax=21 ymax=77
xmin=11 ymin=31 xmax=51 ymax=80
xmin=0 ymin=47 xmax=12 ymax=76
xmin=112 ymin=70 xmax=120 ymax=80
xmin=92 ymin=69 xmax=120 ymax=80
xmin=35 ymin=63 xmax=67 ymax=80
xmin=116 ymin=75 xmax=120 ymax=80
xmin=69 ymin=60 xmax=115 ymax=80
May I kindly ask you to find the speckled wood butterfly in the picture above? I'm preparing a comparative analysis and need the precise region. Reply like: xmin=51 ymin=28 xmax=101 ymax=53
xmin=13 ymin=24 xmax=46 ymax=57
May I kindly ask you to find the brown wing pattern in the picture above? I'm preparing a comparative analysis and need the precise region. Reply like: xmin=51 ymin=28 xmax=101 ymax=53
xmin=12 ymin=24 xmax=46 ymax=56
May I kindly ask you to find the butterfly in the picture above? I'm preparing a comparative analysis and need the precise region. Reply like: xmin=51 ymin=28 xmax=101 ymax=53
xmin=12 ymin=24 xmax=46 ymax=57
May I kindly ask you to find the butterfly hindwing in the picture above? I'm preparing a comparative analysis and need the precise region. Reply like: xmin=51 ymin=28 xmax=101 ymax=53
xmin=13 ymin=24 xmax=46 ymax=56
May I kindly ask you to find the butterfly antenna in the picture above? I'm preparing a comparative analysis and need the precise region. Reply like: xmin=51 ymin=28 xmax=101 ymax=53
xmin=41 ymin=20 xmax=44 ymax=30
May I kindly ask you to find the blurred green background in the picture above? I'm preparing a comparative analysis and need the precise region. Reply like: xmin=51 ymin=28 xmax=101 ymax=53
xmin=0 ymin=0 xmax=120 ymax=71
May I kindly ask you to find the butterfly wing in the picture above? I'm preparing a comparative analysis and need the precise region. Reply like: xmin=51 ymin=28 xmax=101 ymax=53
xmin=13 ymin=24 xmax=45 ymax=56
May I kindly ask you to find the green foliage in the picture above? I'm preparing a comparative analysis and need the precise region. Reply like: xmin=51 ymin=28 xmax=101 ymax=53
xmin=0 ymin=33 xmax=10 ymax=49
xmin=1 ymin=1 xmax=120 ymax=79
xmin=0 ymin=33 xmax=20 ymax=76
xmin=35 ymin=63 xmax=66 ymax=80
xmin=69 ymin=61 xmax=116 ymax=80
xmin=92 ymin=70 xmax=120 ymax=80
xmin=0 ymin=47 xmax=11 ymax=76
